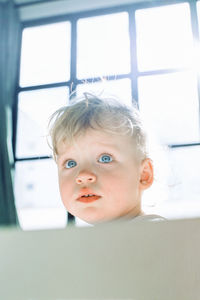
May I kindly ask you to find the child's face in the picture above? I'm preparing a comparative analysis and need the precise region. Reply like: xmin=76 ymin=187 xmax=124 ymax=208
xmin=57 ymin=129 xmax=147 ymax=224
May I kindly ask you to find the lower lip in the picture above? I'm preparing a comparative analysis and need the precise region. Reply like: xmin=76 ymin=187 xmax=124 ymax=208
xmin=77 ymin=196 xmax=101 ymax=203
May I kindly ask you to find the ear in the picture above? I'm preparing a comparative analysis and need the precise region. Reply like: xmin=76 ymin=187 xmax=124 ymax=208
xmin=139 ymin=158 xmax=154 ymax=191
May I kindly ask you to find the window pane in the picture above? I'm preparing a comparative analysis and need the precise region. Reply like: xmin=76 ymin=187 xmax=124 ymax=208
xmin=157 ymin=146 xmax=200 ymax=219
xmin=77 ymin=12 xmax=130 ymax=79
xmin=14 ymin=159 xmax=67 ymax=230
xmin=76 ymin=78 xmax=132 ymax=106
xmin=135 ymin=3 xmax=193 ymax=71
xmin=167 ymin=146 xmax=200 ymax=203
xmin=20 ymin=22 xmax=71 ymax=87
xmin=143 ymin=145 xmax=200 ymax=220
xmin=138 ymin=71 xmax=200 ymax=144
xmin=16 ymin=87 xmax=69 ymax=158
xmin=14 ymin=159 xmax=62 ymax=209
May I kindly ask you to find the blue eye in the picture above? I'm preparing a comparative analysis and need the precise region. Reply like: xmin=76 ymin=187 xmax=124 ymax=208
xmin=98 ymin=154 xmax=113 ymax=163
xmin=65 ymin=160 xmax=77 ymax=169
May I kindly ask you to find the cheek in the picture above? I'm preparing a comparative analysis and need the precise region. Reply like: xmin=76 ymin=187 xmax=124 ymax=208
xmin=101 ymin=169 xmax=130 ymax=193
xmin=102 ymin=168 xmax=139 ymax=195
xmin=58 ymin=174 xmax=74 ymax=202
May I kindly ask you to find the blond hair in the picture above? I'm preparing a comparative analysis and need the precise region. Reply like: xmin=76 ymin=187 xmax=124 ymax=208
xmin=48 ymin=93 xmax=149 ymax=162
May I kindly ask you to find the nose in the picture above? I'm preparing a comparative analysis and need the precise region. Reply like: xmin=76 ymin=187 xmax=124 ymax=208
xmin=75 ymin=171 xmax=97 ymax=185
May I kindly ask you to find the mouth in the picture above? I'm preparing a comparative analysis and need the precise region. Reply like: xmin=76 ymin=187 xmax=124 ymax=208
xmin=77 ymin=194 xmax=101 ymax=203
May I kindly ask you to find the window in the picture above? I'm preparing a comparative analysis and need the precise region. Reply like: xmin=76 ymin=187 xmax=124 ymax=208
xmin=16 ymin=21 xmax=71 ymax=230
xmin=76 ymin=78 xmax=132 ymax=106
xmin=77 ymin=12 xmax=130 ymax=78
xmin=14 ymin=159 xmax=67 ymax=230
xmin=138 ymin=71 xmax=199 ymax=144
xmin=135 ymin=3 xmax=193 ymax=71
xmin=15 ymin=1 xmax=200 ymax=229
xmin=20 ymin=22 xmax=71 ymax=87
xmin=16 ymin=87 xmax=69 ymax=158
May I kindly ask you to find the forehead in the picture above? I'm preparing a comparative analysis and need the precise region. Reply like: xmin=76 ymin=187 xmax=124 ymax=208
xmin=57 ymin=129 xmax=135 ymax=156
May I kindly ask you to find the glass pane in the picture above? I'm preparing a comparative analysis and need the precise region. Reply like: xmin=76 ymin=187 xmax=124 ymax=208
xmin=14 ymin=159 xmax=67 ymax=230
xmin=167 ymin=146 xmax=200 ymax=203
xmin=20 ymin=22 xmax=71 ymax=87
xmin=156 ymin=146 xmax=200 ymax=219
xmin=135 ymin=3 xmax=193 ymax=71
xmin=77 ymin=12 xmax=130 ymax=79
xmin=138 ymin=71 xmax=200 ymax=144
xmin=17 ymin=208 xmax=67 ymax=231
xmin=16 ymin=87 xmax=69 ymax=158
xmin=14 ymin=159 xmax=62 ymax=208
xmin=76 ymin=78 xmax=132 ymax=106
xmin=142 ymin=145 xmax=200 ymax=220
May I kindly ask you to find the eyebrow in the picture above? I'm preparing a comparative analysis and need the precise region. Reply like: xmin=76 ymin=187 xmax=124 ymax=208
xmin=57 ymin=142 xmax=120 ymax=159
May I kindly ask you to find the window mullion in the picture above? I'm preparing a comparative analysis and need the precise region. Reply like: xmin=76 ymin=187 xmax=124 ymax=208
xmin=70 ymin=17 xmax=78 ymax=97
xmin=128 ymin=8 xmax=139 ymax=106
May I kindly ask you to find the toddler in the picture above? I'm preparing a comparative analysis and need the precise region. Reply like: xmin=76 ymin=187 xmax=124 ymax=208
xmin=49 ymin=93 xmax=164 ymax=224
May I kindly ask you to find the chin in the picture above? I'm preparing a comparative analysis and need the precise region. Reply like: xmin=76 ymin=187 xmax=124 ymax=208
xmin=77 ymin=211 xmax=108 ymax=225
xmin=81 ymin=213 xmax=120 ymax=225
xmin=74 ymin=206 xmax=99 ymax=223
xmin=80 ymin=215 xmax=104 ymax=225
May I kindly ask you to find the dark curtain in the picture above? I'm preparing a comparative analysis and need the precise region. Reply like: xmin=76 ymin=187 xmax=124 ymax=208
xmin=0 ymin=0 xmax=21 ymax=225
